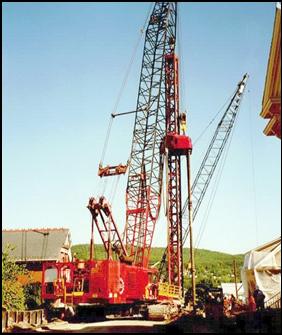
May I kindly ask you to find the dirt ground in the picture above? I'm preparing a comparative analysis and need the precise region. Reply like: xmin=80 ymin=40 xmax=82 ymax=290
xmin=7 ymin=309 xmax=281 ymax=333
xmin=8 ymin=319 xmax=168 ymax=333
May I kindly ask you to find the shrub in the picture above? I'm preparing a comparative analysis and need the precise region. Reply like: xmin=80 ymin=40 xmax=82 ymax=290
xmin=2 ymin=244 xmax=28 ymax=310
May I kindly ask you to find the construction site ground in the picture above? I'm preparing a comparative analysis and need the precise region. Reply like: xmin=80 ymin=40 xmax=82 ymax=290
xmin=7 ymin=309 xmax=281 ymax=333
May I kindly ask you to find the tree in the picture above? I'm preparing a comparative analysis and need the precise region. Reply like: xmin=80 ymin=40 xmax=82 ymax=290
xmin=2 ymin=244 xmax=28 ymax=310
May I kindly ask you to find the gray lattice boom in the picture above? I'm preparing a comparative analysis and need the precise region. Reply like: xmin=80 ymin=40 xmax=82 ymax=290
xmin=182 ymin=73 xmax=248 ymax=244
xmin=125 ymin=2 xmax=177 ymax=268
xmin=158 ymin=73 xmax=248 ymax=278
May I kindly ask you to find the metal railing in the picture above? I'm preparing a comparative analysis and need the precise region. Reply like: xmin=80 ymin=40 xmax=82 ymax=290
xmin=265 ymin=291 xmax=281 ymax=309
xmin=158 ymin=282 xmax=180 ymax=299
xmin=2 ymin=309 xmax=45 ymax=332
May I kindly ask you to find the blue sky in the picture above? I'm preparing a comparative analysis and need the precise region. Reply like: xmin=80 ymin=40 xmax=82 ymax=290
xmin=3 ymin=2 xmax=281 ymax=255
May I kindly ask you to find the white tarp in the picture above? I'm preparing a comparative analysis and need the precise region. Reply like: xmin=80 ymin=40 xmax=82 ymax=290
xmin=241 ymin=238 xmax=281 ymax=302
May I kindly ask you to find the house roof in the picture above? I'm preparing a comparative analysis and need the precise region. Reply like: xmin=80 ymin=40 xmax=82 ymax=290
xmin=246 ymin=236 xmax=281 ymax=254
xmin=260 ymin=3 xmax=281 ymax=138
xmin=221 ymin=283 xmax=245 ymax=297
xmin=2 ymin=228 xmax=71 ymax=262
xmin=243 ymin=236 xmax=281 ymax=270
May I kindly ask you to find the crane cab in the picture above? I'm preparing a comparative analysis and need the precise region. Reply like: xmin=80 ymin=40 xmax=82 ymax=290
xmin=162 ymin=133 xmax=192 ymax=156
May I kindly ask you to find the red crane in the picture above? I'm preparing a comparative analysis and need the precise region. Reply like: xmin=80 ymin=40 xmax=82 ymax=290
xmin=40 ymin=2 xmax=251 ymax=320
xmin=41 ymin=3 xmax=249 ymax=319
xmin=41 ymin=3 xmax=189 ymax=317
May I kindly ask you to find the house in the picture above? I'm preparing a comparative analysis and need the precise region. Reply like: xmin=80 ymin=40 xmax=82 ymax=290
xmin=2 ymin=228 xmax=72 ymax=284
xmin=221 ymin=282 xmax=245 ymax=301
xmin=241 ymin=236 xmax=281 ymax=303
xmin=260 ymin=2 xmax=281 ymax=139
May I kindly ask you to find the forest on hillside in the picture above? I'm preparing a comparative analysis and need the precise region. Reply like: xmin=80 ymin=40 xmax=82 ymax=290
xmin=72 ymin=244 xmax=244 ymax=288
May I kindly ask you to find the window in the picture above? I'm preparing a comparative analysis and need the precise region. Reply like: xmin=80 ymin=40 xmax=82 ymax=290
xmin=44 ymin=267 xmax=58 ymax=283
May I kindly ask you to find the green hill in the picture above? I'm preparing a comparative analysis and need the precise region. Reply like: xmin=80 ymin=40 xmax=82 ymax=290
xmin=72 ymin=244 xmax=244 ymax=288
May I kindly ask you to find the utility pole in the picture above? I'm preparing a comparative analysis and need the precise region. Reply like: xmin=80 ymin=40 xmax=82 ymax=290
xmin=90 ymin=218 xmax=94 ymax=261
xmin=233 ymin=259 xmax=238 ymax=299
xmin=187 ymin=150 xmax=196 ymax=308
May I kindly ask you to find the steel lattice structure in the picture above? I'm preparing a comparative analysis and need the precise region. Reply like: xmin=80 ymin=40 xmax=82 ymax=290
xmin=88 ymin=196 xmax=128 ymax=261
xmin=164 ymin=54 xmax=183 ymax=288
xmin=163 ymin=52 xmax=192 ymax=293
xmin=181 ymin=73 xmax=249 ymax=244
xmin=158 ymin=73 xmax=249 ymax=279
xmin=125 ymin=2 xmax=177 ymax=268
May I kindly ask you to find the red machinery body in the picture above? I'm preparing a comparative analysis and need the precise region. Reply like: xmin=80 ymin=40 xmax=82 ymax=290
xmin=165 ymin=133 xmax=192 ymax=154
xmin=164 ymin=133 xmax=192 ymax=155
xmin=42 ymin=260 xmax=158 ymax=305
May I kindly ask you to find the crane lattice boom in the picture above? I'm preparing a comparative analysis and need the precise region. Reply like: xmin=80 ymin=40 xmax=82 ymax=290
xmin=125 ymin=2 xmax=177 ymax=268
xmin=182 ymin=73 xmax=249 ymax=244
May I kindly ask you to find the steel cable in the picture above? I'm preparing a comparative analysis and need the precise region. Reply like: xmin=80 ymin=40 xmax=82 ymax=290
xmin=100 ymin=3 xmax=154 ymax=166
xmin=193 ymin=90 xmax=236 ymax=146
xmin=194 ymin=87 xmax=244 ymax=252
xmin=247 ymin=88 xmax=259 ymax=246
